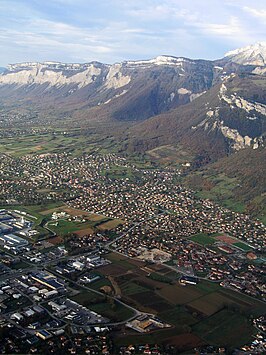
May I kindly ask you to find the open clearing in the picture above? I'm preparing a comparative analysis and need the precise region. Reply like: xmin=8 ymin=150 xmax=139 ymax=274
xmin=73 ymin=227 xmax=94 ymax=237
xmin=234 ymin=242 xmax=253 ymax=251
xmin=193 ymin=309 xmax=256 ymax=348
xmin=96 ymin=252 xmax=264 ymax=348
xmin=158 ymin=284 xmax=204 ymax=305
xmin=46 ymin=219 xmax=94 ymax=236
xmin=97 ymin=219 xmax=124 ymax=230
xmin=187 ymin=292 xmax=239 ymax=316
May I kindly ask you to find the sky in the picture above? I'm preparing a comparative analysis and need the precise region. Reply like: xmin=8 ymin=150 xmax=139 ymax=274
xmin=0 ymin=0 xmax=265 ymax=66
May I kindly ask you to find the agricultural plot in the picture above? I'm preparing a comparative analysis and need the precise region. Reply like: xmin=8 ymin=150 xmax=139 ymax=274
xmin=192 ymin=173 xmax=246 ymax=214
xmin=96 ymin=219 xmax=124 ymax=230
xmin=158 ymin=306 xmax=198 ymax=328
xmin=96 ymin=252 xmax=264 ymax=348
xmin=89 ymin=301 xmax=134 ymax=322
xmin=127 ymin=291 xmax=172 ymax=312
xmin=187 ymin=292 xmax=235 ymax=316
xmin=0 ymin=131 xmax=106 ymax=157
xmin=158 ymin=284 xmax=205 ymax=305
xmin=146 ymin=144 xmax=194 ymax=165
xmin=192 ymin=309 xmax=255 ymax=348
xmin=120 ymin=281 xmax=148 ymax=296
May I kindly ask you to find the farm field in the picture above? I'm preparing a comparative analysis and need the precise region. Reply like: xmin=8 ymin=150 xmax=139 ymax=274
xmin=146 ymin=144 xmax=194 ymax=165
xmin=190 ymin=173 xmax=246 ymax=214
xmin=95 ymin=252 xmax=264 ymax=349
xmin=0 ymin=130 xmax=121 ymax=157
xmin=97 ymin=219 xmax=124 ymax=230
xmin=187 ymin=292 xmax=240 ymax=316
xmin=192 ymin=309 xmax=256 ymax=348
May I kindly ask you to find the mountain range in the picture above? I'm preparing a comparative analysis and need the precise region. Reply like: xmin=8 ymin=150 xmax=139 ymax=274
xmin=0 ymin=43 xmax=265 ymax=219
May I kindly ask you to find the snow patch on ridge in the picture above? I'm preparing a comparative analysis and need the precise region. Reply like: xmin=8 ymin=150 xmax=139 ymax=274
xmin=126 ymin=55 xmax=194 ymax=67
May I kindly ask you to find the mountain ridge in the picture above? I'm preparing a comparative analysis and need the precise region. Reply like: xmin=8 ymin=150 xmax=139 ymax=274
xmin=0 ymin=43 xmax=265 ymax=218
xmin=0 ymin=43 xmax=265 ymax=153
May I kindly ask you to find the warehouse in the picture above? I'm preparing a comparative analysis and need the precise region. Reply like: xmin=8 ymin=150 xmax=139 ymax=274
xmin=0 ymin=233 xmax=28 ymax=250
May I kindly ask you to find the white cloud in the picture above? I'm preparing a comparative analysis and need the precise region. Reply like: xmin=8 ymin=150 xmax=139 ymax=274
xmin=193 ymin=17 xmax=243 ymax=37
xmin=0 ymin=0 xmax=265 ymax=65
xmin=243 ymin=6 xmax=266 ymax=21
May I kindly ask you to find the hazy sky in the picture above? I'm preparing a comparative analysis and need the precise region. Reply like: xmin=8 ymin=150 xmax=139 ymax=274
xmin=0 ymin=0 xmax=265 ymax=66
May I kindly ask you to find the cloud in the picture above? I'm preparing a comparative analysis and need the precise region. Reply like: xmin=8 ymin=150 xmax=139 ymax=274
xmin=193 ymin=16 xmax=243 ymax=37
xmin=0 ymin=0 xmax=265 ymax=66
xmin=243 ymin=6 xmax=266 ymax=21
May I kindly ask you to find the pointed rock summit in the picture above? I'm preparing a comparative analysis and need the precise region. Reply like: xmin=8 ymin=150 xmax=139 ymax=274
xmin=224 ymin=42 xmax=266 ymax=66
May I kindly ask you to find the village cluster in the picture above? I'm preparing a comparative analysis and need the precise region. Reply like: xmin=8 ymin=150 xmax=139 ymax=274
xmin=0 ymin=151 xmax=265 ymax=353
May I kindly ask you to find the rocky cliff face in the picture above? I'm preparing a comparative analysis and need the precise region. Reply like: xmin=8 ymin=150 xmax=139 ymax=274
xmin=128 ymin=73 xmax=266 ymax=161
xmin=0 ymin=56 xmax=219 ymax=120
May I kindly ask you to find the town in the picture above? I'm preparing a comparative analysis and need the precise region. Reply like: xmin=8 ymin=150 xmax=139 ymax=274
xmin=0 ymin=150 xmax=265 ymax=354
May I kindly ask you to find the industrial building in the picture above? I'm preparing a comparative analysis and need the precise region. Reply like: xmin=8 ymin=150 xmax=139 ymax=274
xmin=179 ymin=275 xmax=199 ymax=285
xmin=0 ymin=233 xmax=28 ymax=251
xmin=30 ymin=271 xmax=65 ymax=291
xmin=0 ymin=223 xmax=13 ymax=234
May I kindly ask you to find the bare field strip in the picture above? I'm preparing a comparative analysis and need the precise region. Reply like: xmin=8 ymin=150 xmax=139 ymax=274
xmin=73 ymin=227 xmax=94 ymax=237
xmin=97 ymin=219 xmax=124 ymax=230
xmin=158 ymin=284 xmax=204 ymax=305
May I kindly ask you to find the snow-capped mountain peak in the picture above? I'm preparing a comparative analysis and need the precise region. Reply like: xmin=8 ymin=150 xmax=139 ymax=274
xmin=224 ymin=42 xmax=266 ymax=66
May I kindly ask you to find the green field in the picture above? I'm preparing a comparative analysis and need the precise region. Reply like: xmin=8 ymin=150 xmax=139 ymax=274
xmin=71 ymin=289 xmax=105 ymax=306
xmin=234 ymin=242 xmax=253 ymax=251
xmin=159 ymin=306 xmax=198 ymax=329
xmin=187 ymin=173 xmax=246 ymax=214
xmin=190 ymin=233 xmax=216 ymax=245
xmin=0 ymin=130 xmax=118 ymax=157
xmin=193 ymin=309 xmax=255 ymax=348
xmin=146 ymin=144 xmax=194 ymax=166
xmin=120 ymin=281 xmax=148 ymax=296
xmin=89 ymin=301 xmax=134 ymax=322
xmin=46 ymin=219 xmax=93 ymax=236
xmin=105 ymin=253 xmax=137 ymax=270
xmin=148 ymin=272 xmax=172 ymax=284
